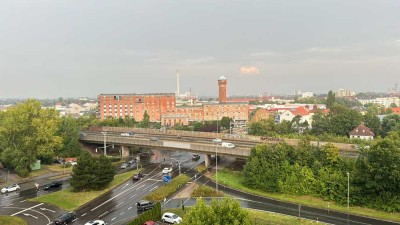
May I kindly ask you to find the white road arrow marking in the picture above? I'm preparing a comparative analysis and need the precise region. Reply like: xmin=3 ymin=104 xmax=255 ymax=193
xmin=40 ymin=208 xmax=56 ymax=213
xmin=23 ymin=213 xmax=38 ymax=219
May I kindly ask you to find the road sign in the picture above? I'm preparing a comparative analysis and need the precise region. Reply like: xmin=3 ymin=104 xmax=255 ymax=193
xmin=162 ymin=175 xmax=171 ymax=184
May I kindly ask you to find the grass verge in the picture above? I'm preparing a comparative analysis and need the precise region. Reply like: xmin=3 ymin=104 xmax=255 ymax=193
xmin=144 ymin=174 xmax=189 ymax=202
xmin=32 ymin=170 xmax=136 ymax=211
xmin=212 ymin=169 xmax=400 ymax=222
xmin=0 ymin=216 xmax=27 ymax=225
xmin=163 ymin=208 xmax=319 ymax=224
xmin=191 ymin=185 xmax=224 ymax=198
xmin=194 ymin=164 xmax=207 ymax=174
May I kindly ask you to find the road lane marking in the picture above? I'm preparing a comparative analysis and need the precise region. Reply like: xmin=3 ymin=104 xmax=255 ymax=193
xmin=81 ymin=213 xmax=87 ymax=217
xmin=120 ymin=212 xmax=124 ymax=215
xmin=115 ymin=202 xmax=124 ymax=207
xmin=40 ymin=207 xmax=56 ymax=213
xmin=6 ymin=206 xmax=51 ymax=223
xmin=128 ymin=207 xmax=132 ymax=210
xmin=112 ymin=217 xmax=116 ymax=221
xmin=23 ymin=213 xmax=38 ymax=219
xmin=99 ymin=211 xmax=108 ymax=217
xmin=129 ymin=194 xmax=137 ymax=199
xmin=11 ymin=203 xmax=44 ymax=216
xmin=20 ymin=200 xmax=27 ymax=203
xmin=148 ymin=186 xmax=158 ymax=192
xmin=121 ymin=183 xmax=129 ymax=189
xmin=5 ymin=203 xmax=13 ymax=206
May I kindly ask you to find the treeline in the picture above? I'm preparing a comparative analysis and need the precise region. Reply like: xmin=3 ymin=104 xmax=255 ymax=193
xmin=243 ymin=133 xmax=400 ymax=212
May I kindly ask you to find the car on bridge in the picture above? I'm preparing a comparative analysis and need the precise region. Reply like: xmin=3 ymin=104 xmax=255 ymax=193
xmin=150 ymin=137 xmax=160 ymax=141
xmin=1 ymin=184 xmax=20 ymax=194
xmin=121 ymin=132 xmax=134 ymax=136
xmin=192 ymin=154 xmax=200 ymax=160
xmin=212 ymin=138 xmax=222 ymax=143
xmin=221 ymin=142 xmax=235 ymax=148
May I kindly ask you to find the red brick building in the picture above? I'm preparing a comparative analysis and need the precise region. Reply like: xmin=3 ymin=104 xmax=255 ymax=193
xmin=98 ymin=93 xmax=176 ymax=122
xmin=99 ymin=76 xmax=249 ymax=125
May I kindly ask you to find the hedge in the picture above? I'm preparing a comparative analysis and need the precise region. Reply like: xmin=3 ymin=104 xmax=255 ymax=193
xmin=127 ymin=202 xmax=162 ymax=225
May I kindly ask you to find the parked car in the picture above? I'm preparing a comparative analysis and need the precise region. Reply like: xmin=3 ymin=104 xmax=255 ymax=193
xmin=1 ymin=184 xmax=20 ymax=194
xmin=54 ymin=211 xmax=76 ymax=225
xmin=128 ymin=159 xmax=136 ymax=164
xmin=137 ymin=200 xmax=154 ymax=211
xmin=66 ymin=161 xmax=77 ymax=166
xmin=43 ymin=181 xmax=62 ymax=191
xmin=132 ymin=173 xmax=144 ymax=180
xmin=212 ymin=138 xmax=222 ymax=143
xmin=221 ymin=142 xmax=235 ymax=148
xmin=161 ymin=212 xmax=182 ymax=224
xmin=150 ymin=137 xmax=159 ymax=141
xmin=120 ymin=163 xmax=128 ymax=169
xmin=192 ymin=154 xmax=200 ymax=160
xmin=142 ymin=221 xmax=159 ymax=225
xmin=162 ymin=167 xmax=172 ymax=174
xmin=84 ymin=220 xmax=106 ymax=225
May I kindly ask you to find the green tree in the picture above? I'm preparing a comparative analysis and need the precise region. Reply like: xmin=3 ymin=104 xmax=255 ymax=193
xmin=70 ymin=151 xmax=116 ymax=191
xmin=363 ymin=107 xmax=382 ymax=137
xmin=311 ymin=110 xmax=329 ymax=134
xmin=353 ymin=132 xmax=400 ymax=211
xmin=328 ymin=104 xmax=363 ymax=136
xmin=381 ymin=114 xmax=400 ymax=136
xmin=184 ymin=197 xmax=251 ymax=225
xmin=326 ymin=90 xmax=336 ymax=109
xmin=56 ymin=116 xmax=82 ymax=157
xmin=140 ymin=111 xmax=150 ymax=128
xmin=220 ymin=117 xmax=233 ymax=130
xmin=390 ymin=103 xmax=398 ymax=108
xmin=0 ymin=100 xmax=62 ymax=176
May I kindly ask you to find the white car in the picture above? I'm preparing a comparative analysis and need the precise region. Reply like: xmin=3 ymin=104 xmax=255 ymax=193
xmin=221 ymin=142 xmax=235 ymax=148
xmin=212 ymin=138 xmax=222 ymax=143
xmin=162 ymin=167 xmax=172 ymax=174
xmin=162 ymin=212 xmax=182 ymax=224
xmin=84 ymin=220 xmax=106 ymax=225
xmin=121 ymin=132 xmax=130 ymax=136
xmin=1 ymin=184 xmax=20 ymax=193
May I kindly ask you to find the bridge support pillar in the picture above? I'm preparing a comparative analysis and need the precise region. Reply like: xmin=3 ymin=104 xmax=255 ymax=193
xmin=121 ymin=145 xmax=129 ymax=158
xmin=204 ymin=154 xmax=212 ymax=168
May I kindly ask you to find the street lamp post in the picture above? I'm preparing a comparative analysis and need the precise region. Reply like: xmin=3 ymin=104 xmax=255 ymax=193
xmin=101 ymin=131 xmax=107 ymax=156
xmin=216 ymin=145 xmax=218 ymax=192
xmin=347 ymin=171 xmax=350 ymax=225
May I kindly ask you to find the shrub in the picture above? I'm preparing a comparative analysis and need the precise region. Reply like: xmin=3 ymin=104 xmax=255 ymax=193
xmin=191 ymin=185 xmax=224 ymax=198
xmin=144 ymin=174 xmax=189 ymax=202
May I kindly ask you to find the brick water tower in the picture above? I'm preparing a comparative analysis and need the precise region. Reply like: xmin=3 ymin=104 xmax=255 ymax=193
xmin=218 ymin=75 xmax=227 ymax=103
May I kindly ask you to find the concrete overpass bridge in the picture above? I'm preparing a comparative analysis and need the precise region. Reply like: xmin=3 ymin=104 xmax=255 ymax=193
xmin=80 ymin=127 xmax=358 ymax=166
xmin=79 ymin=131 xmax=252 ymax=167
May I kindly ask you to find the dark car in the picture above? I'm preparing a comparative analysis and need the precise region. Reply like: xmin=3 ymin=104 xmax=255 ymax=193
xmin=137 ymin=200 xmax=154 ymax=211
xmin=132 ymin=173 xmax=144 ymax=180
xmin=43 ymin=181 xmax=62 ymax=191
xmin=192 ymin=154 xmax=200 ymax=160
xmin=54 ymin=211 xmax=76 ymax=224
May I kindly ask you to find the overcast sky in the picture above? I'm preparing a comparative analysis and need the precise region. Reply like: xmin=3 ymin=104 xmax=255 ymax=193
xmin=1 ymin=0 xmax=399 ymax=98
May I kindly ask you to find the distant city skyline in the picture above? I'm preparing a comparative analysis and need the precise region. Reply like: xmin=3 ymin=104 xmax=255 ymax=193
xmin=1 ymin=1 xmax=399 ymax=98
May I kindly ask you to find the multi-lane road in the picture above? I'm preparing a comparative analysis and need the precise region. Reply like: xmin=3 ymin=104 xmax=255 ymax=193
xmin=0 ymin=150 xmax=201 ymax=225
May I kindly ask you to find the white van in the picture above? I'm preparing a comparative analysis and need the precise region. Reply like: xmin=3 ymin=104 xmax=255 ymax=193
xmin=221 ymin=142 xmax=235 ymax=148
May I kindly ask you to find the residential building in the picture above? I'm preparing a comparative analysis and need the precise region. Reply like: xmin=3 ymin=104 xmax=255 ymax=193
xmin=358 ymin=97 xmax=400 ymax=108
xmin=349 ymin=124 xmax=374 ymax=140
xmin=336 ymin=89 xmax=355 ymax=98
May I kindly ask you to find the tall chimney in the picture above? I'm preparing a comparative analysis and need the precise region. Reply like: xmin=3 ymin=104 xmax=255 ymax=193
xmin=176 ymin=69 xmax=180 ymax=97
xmin=218 ymin=76 xmax=227 ymax=103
